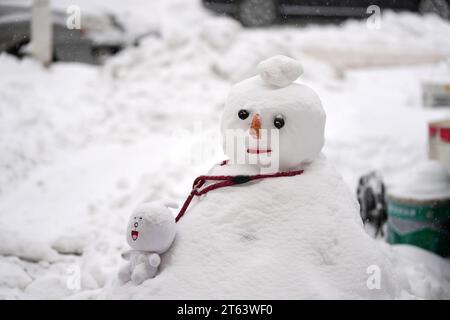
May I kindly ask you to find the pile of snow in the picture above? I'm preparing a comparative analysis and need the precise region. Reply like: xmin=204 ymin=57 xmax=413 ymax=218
xmin=0 ymin=55 xmax=99 ymax=195
xmin=297 ymin=11 xmax=450 ymax=68
xmin=2 ymin=0 xmax=211 ymax=43
xmin=391 ymin=245 xmax=450 ymax=299
xmin=0 ymin=229 xmax=58 ymax=262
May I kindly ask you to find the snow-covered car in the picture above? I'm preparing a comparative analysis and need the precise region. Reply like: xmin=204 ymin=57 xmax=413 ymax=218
xmin=203 ymin=0 xmax=450 ymax=27
xmin=0 ymin=3 xmax=129 ymax=64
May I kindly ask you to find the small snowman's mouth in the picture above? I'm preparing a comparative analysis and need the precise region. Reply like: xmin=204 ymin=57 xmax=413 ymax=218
xmin=131 ymin=230 xmax=139 ymax=241
xmin=247 ymin=148 xmax=272 ymax=154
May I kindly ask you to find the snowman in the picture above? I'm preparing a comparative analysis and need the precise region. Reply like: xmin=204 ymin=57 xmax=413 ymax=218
xmin=112 ymin=55 xmax=398 ymax=299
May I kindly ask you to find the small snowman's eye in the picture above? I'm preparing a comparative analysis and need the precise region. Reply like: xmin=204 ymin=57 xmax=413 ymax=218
xmin=139 ymin=217 xmax=142 ymax=220
xmin=238 ymin=109 xmax=249 ymax=120
xmin=134 ymin=217 xmax=136 ymax=219
xmin=274 ymin=115 xmax=285 ymax=129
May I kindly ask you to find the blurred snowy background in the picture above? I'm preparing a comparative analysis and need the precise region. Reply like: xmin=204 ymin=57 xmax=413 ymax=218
xmin=1 ymin=0 xmax=450 ymax=299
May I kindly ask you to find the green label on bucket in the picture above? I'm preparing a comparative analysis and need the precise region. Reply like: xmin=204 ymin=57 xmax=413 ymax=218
xmin=387 ymin=223 xmax=450 ymax=257
xmin=387 ymin=201 xmax=450 ymax=222
xmin=387 ymin=199 xmax=450 ymax=257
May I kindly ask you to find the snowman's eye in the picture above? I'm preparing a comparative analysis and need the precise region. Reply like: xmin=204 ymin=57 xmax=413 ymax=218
xmin=273 ymin=115 xmax=285 ymax=129
xmin=134 ymin=217 xmax=136 ymax=219
xmin=238 ymin=109 xmax=249 ymax=120
xmin=139 ymin=217 xmax=142 ymax=220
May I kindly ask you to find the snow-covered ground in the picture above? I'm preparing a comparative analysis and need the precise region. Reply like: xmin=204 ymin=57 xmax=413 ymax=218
xmin=1 ymin=0 xmax=450 ymax=299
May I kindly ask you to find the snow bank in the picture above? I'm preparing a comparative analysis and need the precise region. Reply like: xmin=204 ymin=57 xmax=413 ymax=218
xmin=0 ymin=260 xmax=32 ymax=291
xmin=0 ymin=54 xmax=98 ymax=196
xmin=390 ymin=245 xmax=450 ymax=299
xmin=298 ymin=11 xmax=450 ymax=68
xmin=0 ymin=229 xmax=58 ymax=262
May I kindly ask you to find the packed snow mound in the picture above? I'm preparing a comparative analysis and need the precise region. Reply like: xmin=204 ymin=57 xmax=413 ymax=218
xmin=199 ymin=17 xmax=242 ymax=51
xmin=103 ymin=156 xmax=398 ymax=299
xmin=390 ymin=245 xmax=450 ymax=299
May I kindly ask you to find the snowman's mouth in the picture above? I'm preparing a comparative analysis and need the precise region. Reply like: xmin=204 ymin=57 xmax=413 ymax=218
xmin=247 ymin=148 xmax=272 ymax=154
xmin=131 ymin=230 xmax=139 ymax=241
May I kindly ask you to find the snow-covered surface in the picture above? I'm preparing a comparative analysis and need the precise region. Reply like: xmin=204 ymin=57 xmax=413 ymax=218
xmin=389 ymin=160 xmax=450 ymax=200
xmin=422 ymin=60 xmax=450 ymax=83
xmin=1 ymin=0 xmax=450 ymax=299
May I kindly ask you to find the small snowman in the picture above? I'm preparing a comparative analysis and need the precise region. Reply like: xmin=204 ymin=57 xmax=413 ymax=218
xmin=118 ymin=201 xmax=177 ymax=285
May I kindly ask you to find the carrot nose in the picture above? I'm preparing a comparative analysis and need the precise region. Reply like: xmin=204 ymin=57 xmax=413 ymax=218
xmin=250 ymin=113 xmax=261 ymax=140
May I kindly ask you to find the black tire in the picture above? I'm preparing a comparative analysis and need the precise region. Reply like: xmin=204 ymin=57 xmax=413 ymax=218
xmin=237 ymin=0 xmax=278 ymax=27
xmin=419 ymin=0 xmax=450 ymax=19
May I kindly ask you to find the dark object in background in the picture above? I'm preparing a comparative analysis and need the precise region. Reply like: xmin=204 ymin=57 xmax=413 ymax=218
xmin=203 ymin=0 xmax=450 ymax=27
xmin=356 ymin=171 xmax=388 ymax=237
xmin=0 ymin=3 xmax=128 ymax=64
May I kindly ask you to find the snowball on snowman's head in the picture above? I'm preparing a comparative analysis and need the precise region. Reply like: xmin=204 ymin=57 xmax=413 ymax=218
xmin=126 ymin=201 xmax=177 ymax=253
xmin=221 ymin=55 xmax=326 ymax=171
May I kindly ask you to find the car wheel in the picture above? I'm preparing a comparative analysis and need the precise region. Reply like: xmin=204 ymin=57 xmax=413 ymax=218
xmin=419 ymin=0 xmax=450 ymax=19
xmin=237 ymin=0 xmax=278 ymax=27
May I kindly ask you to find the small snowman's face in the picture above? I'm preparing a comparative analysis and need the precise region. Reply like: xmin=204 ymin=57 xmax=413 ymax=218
xmin=126 ymin=203 xmax=176 ymax=254
xmin=129 ymin=215 xmax=144 ymax=242
xmin=221 ymin=76 xmax=326 ymax=171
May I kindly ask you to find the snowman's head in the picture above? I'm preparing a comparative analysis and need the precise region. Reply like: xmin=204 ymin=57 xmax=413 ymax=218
xmin=126 ymin=201 xmax=177 ymax=253
xmin=221 ymin=55 xmax=326 ymax=171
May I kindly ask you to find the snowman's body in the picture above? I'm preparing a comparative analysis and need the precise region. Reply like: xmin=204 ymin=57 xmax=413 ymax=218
xmin=111 ymin=56 xmax=398 ymax=298
xmin=112 ymin=156 xmax=398 ymax=299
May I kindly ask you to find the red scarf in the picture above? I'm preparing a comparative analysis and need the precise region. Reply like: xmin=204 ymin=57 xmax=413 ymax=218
xmin=175 ymin=162 xmax=304 ymax=222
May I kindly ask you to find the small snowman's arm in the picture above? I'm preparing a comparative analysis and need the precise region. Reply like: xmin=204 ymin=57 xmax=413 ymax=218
xmin=148 ymin=253 xmax=161 ymax=268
